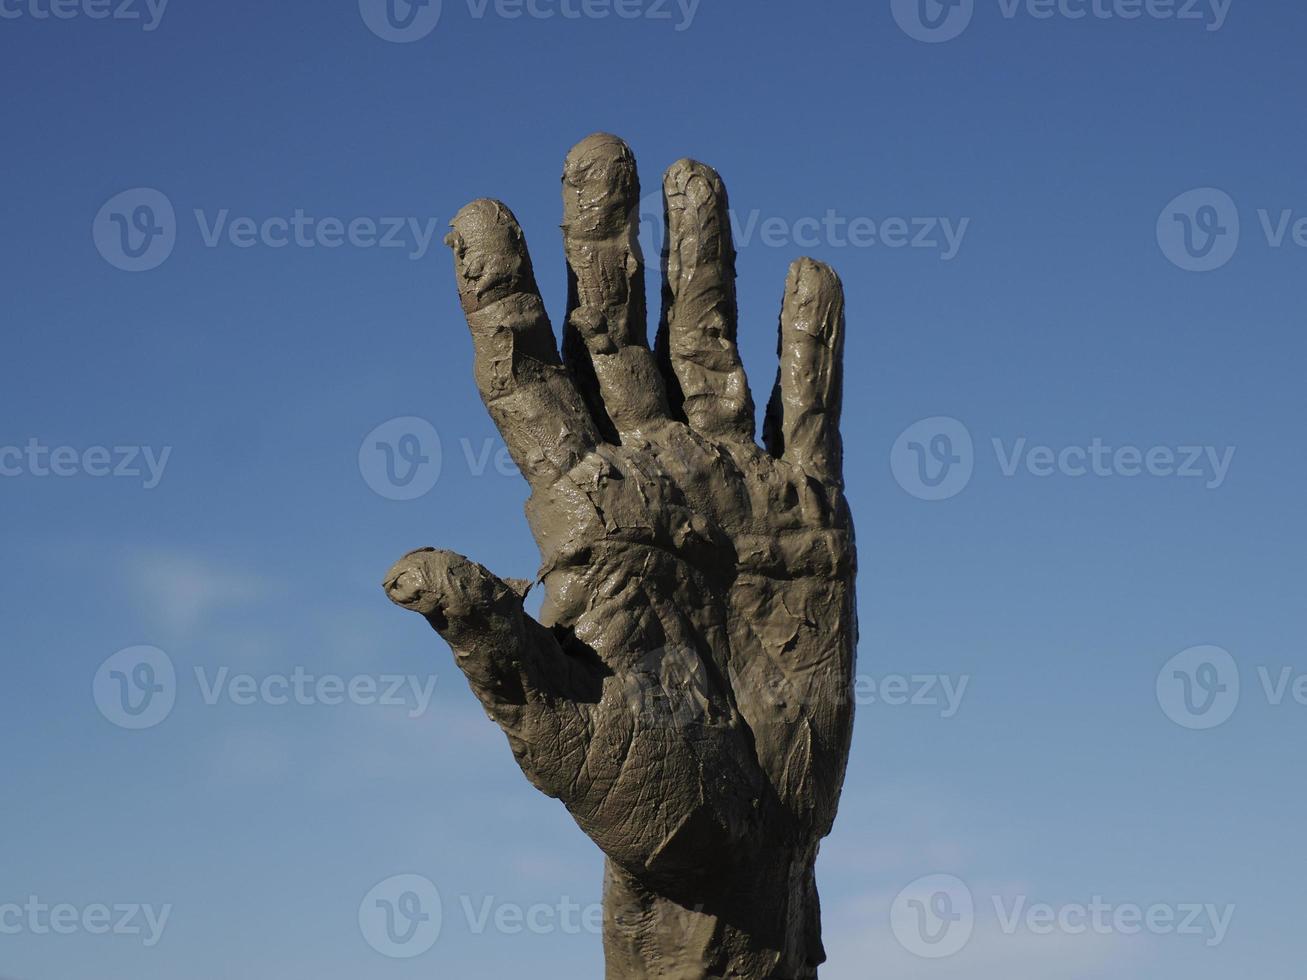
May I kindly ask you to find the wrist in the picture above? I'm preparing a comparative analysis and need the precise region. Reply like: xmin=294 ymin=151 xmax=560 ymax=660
xmin=602 ymin=848 xmax=824 ymax=980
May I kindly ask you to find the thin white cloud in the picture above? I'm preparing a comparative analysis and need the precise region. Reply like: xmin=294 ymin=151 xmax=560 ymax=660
xmin=127 ymin=550 xmax=272 ymax=633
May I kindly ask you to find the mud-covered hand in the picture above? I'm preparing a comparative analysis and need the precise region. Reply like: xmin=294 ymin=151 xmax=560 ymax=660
xmin=384 ymin=134 xmax=855 ymax=980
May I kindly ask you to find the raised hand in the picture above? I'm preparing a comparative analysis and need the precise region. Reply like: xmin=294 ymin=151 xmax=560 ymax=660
xmin=384 ymin=133 xmax=855 ymax=980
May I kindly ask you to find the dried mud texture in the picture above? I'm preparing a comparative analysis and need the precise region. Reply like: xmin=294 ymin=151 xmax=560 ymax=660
xmin=385 ymin=134 xmax=856 ymax=979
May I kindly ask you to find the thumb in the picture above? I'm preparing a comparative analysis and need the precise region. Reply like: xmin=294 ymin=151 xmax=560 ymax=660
xmin=383 ymin=547 xmax=595 ymax=718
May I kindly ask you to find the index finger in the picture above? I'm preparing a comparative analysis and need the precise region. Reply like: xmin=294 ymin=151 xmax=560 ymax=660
xmin=446 ymin=199 xmax=601 ymax=488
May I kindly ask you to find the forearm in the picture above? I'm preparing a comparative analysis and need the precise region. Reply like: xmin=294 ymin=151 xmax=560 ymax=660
xmin=602 ymin=851 xmax=824 ymax=980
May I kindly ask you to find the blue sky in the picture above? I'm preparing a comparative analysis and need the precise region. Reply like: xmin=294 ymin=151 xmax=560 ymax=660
xmin=2 ymin=0 xmax=1304 ymax=977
